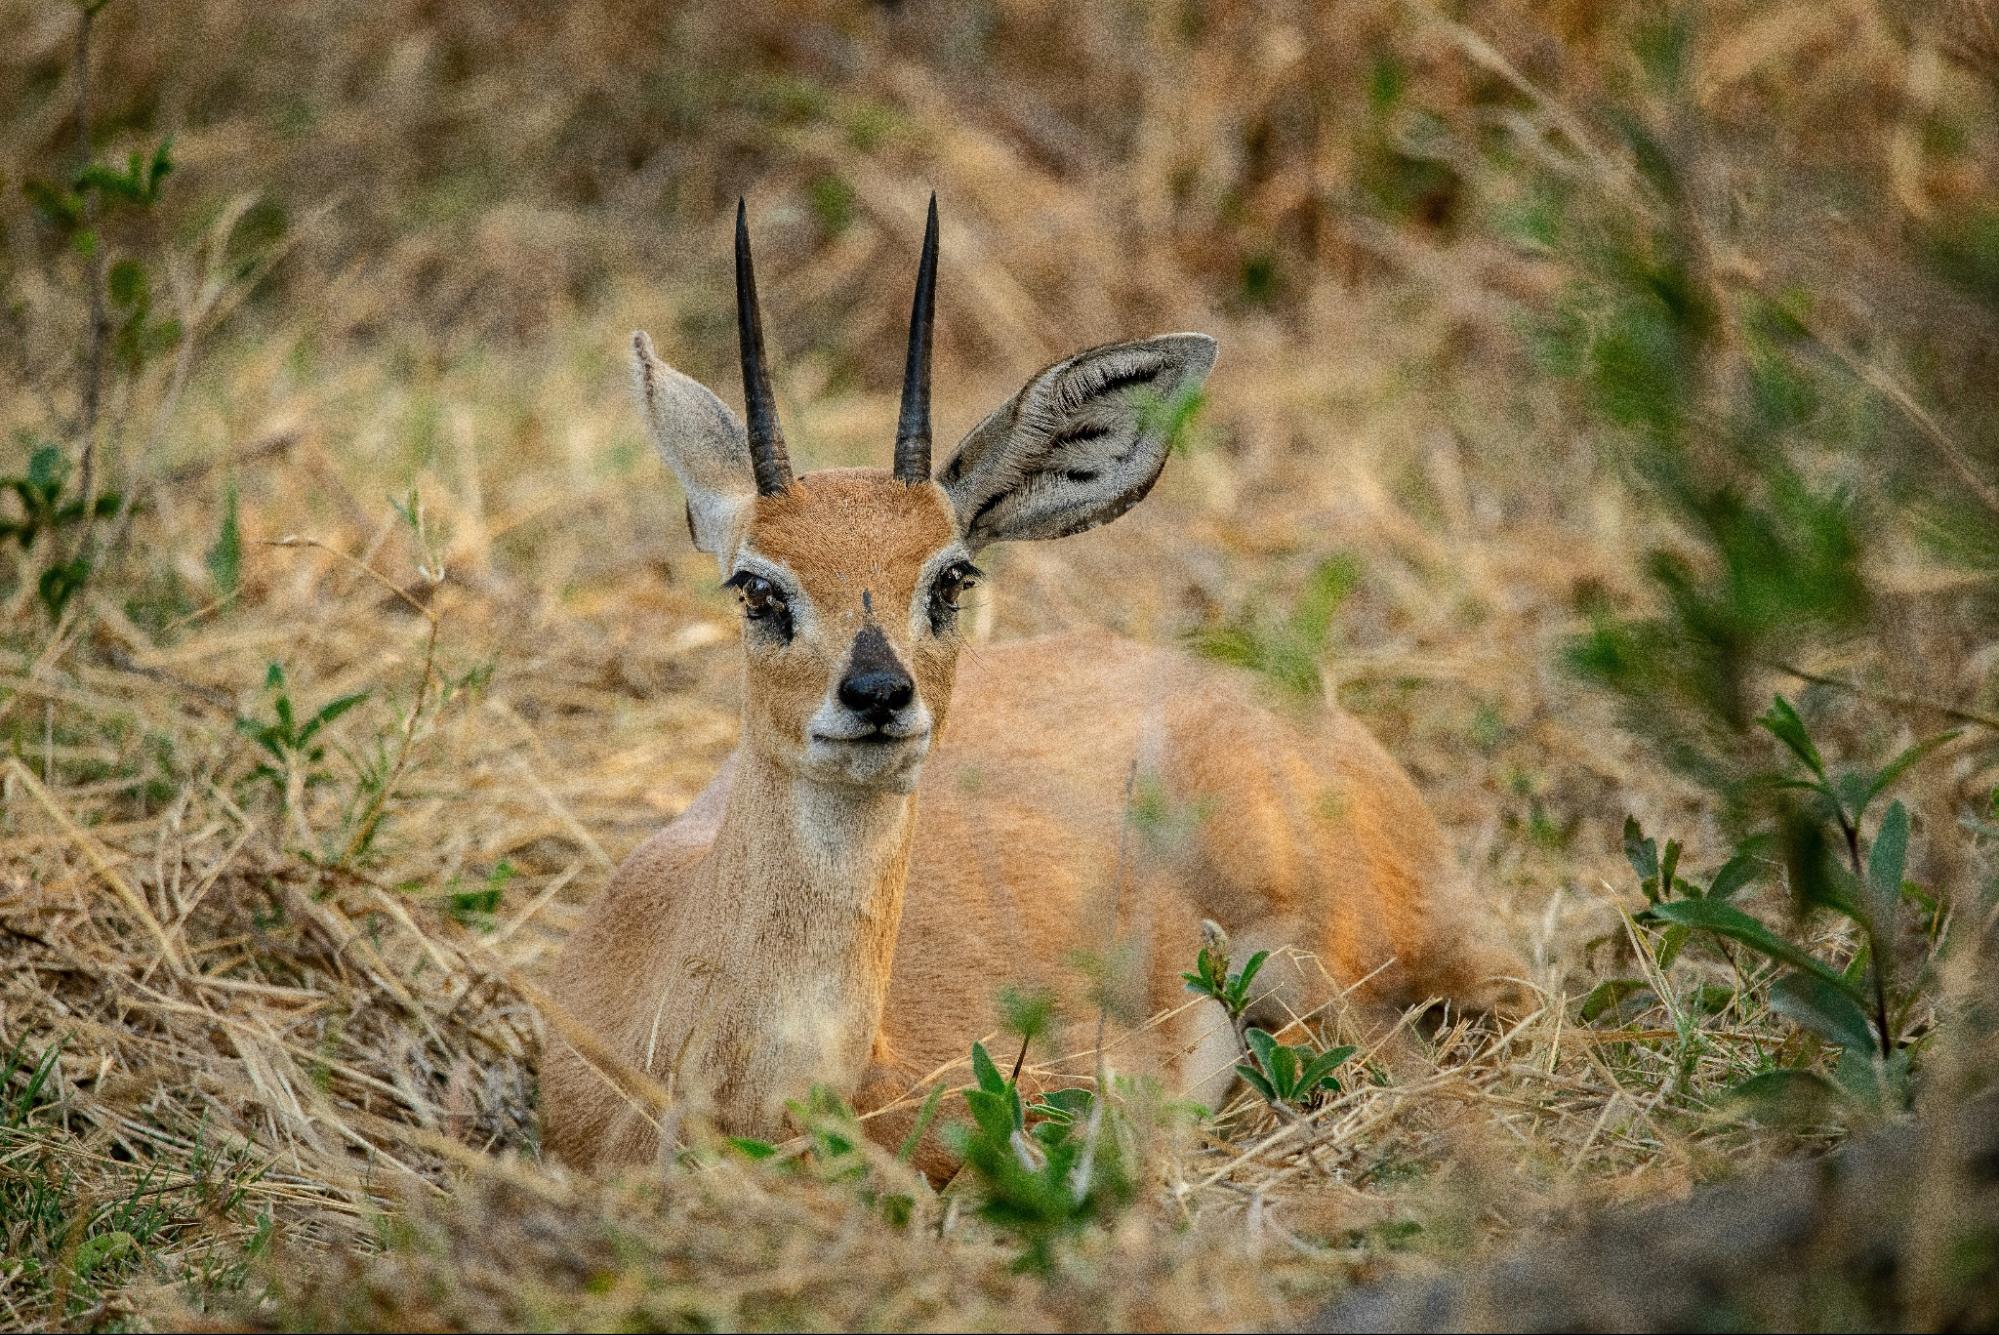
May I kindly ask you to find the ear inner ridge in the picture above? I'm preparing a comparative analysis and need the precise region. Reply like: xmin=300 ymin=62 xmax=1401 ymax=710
xmin=936 ymin=333 xmax=1217 ymax=550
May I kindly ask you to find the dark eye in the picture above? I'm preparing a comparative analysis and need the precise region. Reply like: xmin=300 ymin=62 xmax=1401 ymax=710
xmin=726 ymin=571 xmax=792 ymax=639
xmin=929 ymin=560 xmax=982 ymax=630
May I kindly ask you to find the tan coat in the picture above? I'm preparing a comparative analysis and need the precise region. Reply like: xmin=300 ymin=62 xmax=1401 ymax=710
xmin=542 ymin=318 xmax=1522 ymax=1176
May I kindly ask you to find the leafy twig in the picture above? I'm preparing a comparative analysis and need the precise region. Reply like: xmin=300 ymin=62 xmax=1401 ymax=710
xmin=1761 ymin=658 xmax=1999 ymax=733
xmin=264 ymin=533 xmax=444 ymax=865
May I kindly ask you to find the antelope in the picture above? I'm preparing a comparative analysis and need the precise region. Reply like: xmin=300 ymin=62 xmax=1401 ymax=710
xmin=542 ymin=199 xmax=1524 ymax=1175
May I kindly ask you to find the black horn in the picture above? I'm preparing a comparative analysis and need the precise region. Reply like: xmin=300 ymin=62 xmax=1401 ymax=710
xmin=735 ymin=198 xmax=792 ymax=496
xmin=892 ymin=194 xmax=939 ymax=484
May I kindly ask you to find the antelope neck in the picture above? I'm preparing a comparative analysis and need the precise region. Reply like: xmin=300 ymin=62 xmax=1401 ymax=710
xmin=709 ymin=747 xmax=918 ymax=910
xmin=687 ymin=745 xmax=918 ymax=1117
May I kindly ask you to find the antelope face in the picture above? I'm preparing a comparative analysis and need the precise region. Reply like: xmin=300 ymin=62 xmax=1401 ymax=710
xmin=632 ymin=197 xmax=1218 ymax=794
xmin=727 ymin=470 xmax=970 ymax=792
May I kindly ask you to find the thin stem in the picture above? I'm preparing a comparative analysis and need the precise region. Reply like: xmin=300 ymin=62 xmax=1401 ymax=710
xmin=69 ymin=1 xmax=109 ymax=573
xmin=1007 ymin=1033 xmax=1030 ymax=1088
xmin=1712 ymin=938 xmax=1767 ymax=1063
xmin=1839 ymin=811 xmax=1894 ymax=1062
xmin=265 ymin=535 xmax=443 ymax=866
xmin=1763 ymin=658 xmax=1999 ymax=732
xmin=1095 ymin=757 xmax=1140 ymax=1081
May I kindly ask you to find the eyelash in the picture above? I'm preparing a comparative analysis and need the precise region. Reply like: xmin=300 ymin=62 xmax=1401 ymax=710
xmin=724 ymin=563 xmax=982 ymax=639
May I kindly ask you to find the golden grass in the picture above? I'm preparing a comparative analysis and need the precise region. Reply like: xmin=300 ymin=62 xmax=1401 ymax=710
xmin=2 ymin=0 xmax=1995 ymax=1328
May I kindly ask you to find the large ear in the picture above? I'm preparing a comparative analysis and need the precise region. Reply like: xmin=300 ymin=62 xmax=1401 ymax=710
xmin=631 ymin=330 xmax=754 ymax=558
xmin=936 ymin=334 xmax=1217 ymax=550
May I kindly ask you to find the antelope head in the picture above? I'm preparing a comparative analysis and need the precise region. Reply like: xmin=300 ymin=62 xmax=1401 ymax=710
xmin=632 ymin=198 xmax=1217 ymax=794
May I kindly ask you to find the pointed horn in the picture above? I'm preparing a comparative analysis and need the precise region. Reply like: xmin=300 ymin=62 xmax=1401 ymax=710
xmin=892 ymin=194 xmax=939 ymax=483
xmin=735 ymin=198 xmax=792 ymax=496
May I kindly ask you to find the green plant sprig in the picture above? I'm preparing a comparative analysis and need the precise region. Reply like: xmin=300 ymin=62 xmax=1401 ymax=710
xmin=1598 ymin=695 xmax=1955 ymax=1117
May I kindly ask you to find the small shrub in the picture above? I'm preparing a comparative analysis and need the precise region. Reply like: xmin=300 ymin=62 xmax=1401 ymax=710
xmin=1590 ymin=696 xmax=1956 ymax=1115
xmin=949 ymin=1040 xmax=1135 ymax=1273
xmin=235 ymin=661 xmax=370 ymax=796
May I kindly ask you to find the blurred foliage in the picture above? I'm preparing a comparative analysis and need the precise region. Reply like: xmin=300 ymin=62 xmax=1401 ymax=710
xmin=1490 ymin=6 xmax=1999 ymax=1135
xmin=1191 ymin=554 xmax=1360 ymax=697
xmin=1504 ymin=10 xmax=1999 ymax=803
xmin=951 ymin=1040 xmax=1138 ymax=1274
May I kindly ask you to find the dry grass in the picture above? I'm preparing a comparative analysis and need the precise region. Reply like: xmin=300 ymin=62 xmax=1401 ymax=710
xmin=2 ymin=0 xmax=1995 ymax=1329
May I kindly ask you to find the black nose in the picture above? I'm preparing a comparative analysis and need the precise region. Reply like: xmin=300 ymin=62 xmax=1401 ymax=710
xmin=838 ymin=667 xmax=914 ymax=725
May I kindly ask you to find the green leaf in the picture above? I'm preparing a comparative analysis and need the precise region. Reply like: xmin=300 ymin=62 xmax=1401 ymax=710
xmin=965 ymin=1087 xmax=1015 ymax=1144
xmin=1298 ymin=1044 xmax=1357 ymax=1092
xmin=1833 ymin=1045 xmax=1909 ymax=1114
xmin=24 ymin=178 xmax=83 ymax=230
xmin=1860 ymin=732 xmax=1960 ymax=815
xmin=1622 ymin=815 xmax=1658 ymax=886
xmin=1748 ymin=774 xmax=1830 ymax=796
xmin=970 ymin=1040 xmax=1005 ymax=1095
xmin=1867 ymin=800 xmax=1909 ymax=905
xmin=1182 ymin=947 xmax=1225 ymax=1000
xmin=77 ymin=158 xmax=144 ymax=203
xmin=1229 ymin=949 xmax=1270 ymax=1010
xmin=1244 ymin=1027 xmax=1279 ymax=1077
xmin=727 ymin=1136 xmax=778 ymax=1160
xmin=1757 ymin=695 xmax=1826 ymax=780
xmin=895 ymin=1084 xmax=946 ymax=1164
xmin=1655 ymin=922 xmax=1691 ymax=971
xmin=1802 ymin=857 xmax=1867 ymax=921
xmin=1030 ymin=1088 xmax=1093 ymax=1124
xmin=107 ymin=257 xmax=148 ymax=309
xmin=1770 ymin=970 xmax=1874 ymax=1051
xmin=207 ymin=481 xmax=242 ymax=596
xmin=1267 ymin=1042 xmax=1301 ymax=1097
xmin=1235 ymin=1064 xmax=1278 ymax=1105
xmin=1659 ymin=837 xmax=1682 ymax=896
xmin=296 ymin=690 xmax=369 ymax=746
xmin=1691 ymin=983 xmax=1737 ymax=1014
xmin=28 ymin=444 xmax=66 ymax=494
xmin=1727 ymin=1068 xmax=1843 ymax=1124
xmin=74 ymin=1229 xmax=136 ymax=1275
xmin=1833 ymin=770 xmax=1872 ymax=826
xmin=37 ymin=557 xmax=90 ymax=619
xmin=146 ymin=137 xmax=175 ymax=197
xmin=1579 ymin=977 xmax=1651 ymax=1021
xmin=1647 ymin=898 xmax=1857 ymax=995
xmin=1705 ymin=851 xmax=1760 ymax=901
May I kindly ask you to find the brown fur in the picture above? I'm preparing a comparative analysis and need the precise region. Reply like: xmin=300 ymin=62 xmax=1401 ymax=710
xmin=541 ymin=470 xmax=1524 ymax=1175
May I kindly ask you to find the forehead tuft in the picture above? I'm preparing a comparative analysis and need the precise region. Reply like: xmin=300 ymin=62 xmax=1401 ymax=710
xmin=747 ymin=470 xmax=959 ymax=592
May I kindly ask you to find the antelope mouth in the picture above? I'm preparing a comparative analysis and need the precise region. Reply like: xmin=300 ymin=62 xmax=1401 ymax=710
xmin=803 ymin=724 xmax=933 ymax=793
xmin=811 ymin=727 xmax=930 ymax=747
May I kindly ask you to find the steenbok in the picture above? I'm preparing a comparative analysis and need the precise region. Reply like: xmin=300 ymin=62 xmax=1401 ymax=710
xmin=542 ymin=198 xmax=1523 ymax=1174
